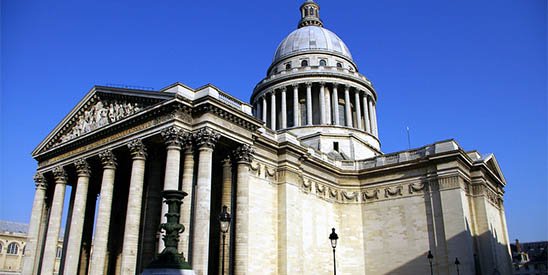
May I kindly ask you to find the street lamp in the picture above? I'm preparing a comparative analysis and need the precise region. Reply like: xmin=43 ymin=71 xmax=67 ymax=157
xmin=427 ymin=250 xmax=434 ymax=275
xmin=454 ymin=257 xmax=460 ymax=275
xmin=219 ymin=205 xmax=231 ymax=275
xmin=329 ymin=228 xmax=339 ymax=275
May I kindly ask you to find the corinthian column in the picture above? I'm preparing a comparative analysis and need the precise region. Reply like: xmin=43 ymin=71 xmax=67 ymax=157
xmin=233 ymin=144 xmax=254 ymax=275
xmin=332 ymin=84 xmax=339 ymax=125
xmin=306 ymin=82 xmax=312 ymax=125
xmin=159 ymin=126 xmax=185 ymax=253
xmin=262 ymin=96 xmax=267 ymax=123
xmin=63 ymin=159 xmax=91 ymax=275
xmin=219 ymin=157 xmax=232 ymax=273
xmin=355 ymin=90 xmax=362 ymax=130
xmin=344 ymin=85 xmax=353 ymax=127
xmin=319 ymin=82 xmax=326 ymax=124
xmin=363 ymin=95 xmax=371 ymax=133
xmin=293 ymin=84 xmax=299 ymax=127
xmin=369 ymin=98 xmax=378 ymax=137
xmin=270 ymin=91 xmax=277 ymax=130
xmin=41 ymin=166 xmax=67 ymax=275
xmin=281 ymin=87 xmax=287 ymax=129
xmin=21 ymin=173 xmax=48 ymax=275
xmin=89 ymin=150 xmax=117 ymax=275
xmin=121 ymin=139 xmax=147 ymax=275
xmin=179 ymin=139 xmax=194 ymax=260
xmin=192 ymin=127 xmax=220 ymax=275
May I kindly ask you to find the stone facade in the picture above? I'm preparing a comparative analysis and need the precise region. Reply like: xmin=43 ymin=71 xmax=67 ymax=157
xmin=24 ymin=1 xmax=512 ymax=274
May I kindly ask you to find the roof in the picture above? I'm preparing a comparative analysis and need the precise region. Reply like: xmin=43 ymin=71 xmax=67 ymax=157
xmin=0 ymin=220 xmax=28 ymax=234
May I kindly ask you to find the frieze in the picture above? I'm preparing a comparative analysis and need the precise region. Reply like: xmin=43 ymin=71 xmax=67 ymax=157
xmin=384 ymin=185 xmax=403 ymax=198
xmin=328 ymin=187 xmax=339 ymax=200
xmin=315 ymin=182 xmax=326 ymax=196
xmin=341 ymin=191 xmax=359 ymax=202
xmin=193 ymin=104 xmax=259 ymax=132
xmin=302 ymin=179 xmax=312 ymax=192
xmin=58 ymin=99 xmax=143 ymax=145
xmin=362 ymin=189 xmax=379 ymax=201
xmin=408 ymin=182 xmax=426 ymax=194
xmin=438 ymin=176 xmax=460 ymax=190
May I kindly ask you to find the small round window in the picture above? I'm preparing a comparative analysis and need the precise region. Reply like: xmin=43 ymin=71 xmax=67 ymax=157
xmin=319 ymin=60 xmax=327 ymax=66
xmin=301 ymin=60 xmax=308 ymax=67
xmin=285 ymin=63 xmax=292 ymax=70
xmin=336 ymin=62 xmax=342 ymax=68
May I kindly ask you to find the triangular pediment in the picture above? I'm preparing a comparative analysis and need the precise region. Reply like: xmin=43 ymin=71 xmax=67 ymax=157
xmin=481 ymin=153 xmax=506 ymax=184
xmin=33 ymin=86 xmax=173 ymax=156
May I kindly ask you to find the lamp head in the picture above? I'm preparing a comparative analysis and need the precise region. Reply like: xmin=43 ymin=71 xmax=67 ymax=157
xmin=329 ymin=228 xmax=339 ymax=249
xmin=219 ymin=205 xmax=231 ymax=233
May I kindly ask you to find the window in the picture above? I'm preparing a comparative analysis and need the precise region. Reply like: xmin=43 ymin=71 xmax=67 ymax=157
xmin=7 ymin=243 xmax=18 ymax=254
xmin=333 ymin=142 xmax=339 ymax=152
xmin=22 ymin=245 xmax=26 ymax=255
xmin=336 ymin=62 xmax=342 ymax=68
xmin=319 ymin=59 xmax=327 ymax=66
xmin=301 ymin=60 xmax=308 ymax=67
xmin=56 ymin=247 xmax=62 ymax=259
xmin=285 ymin=63 xmax=292 ymax=70
xmin=0 ymin=242 xmax=3 ymax=254
xmin=272 ymin=67 xmax=277 ymax=74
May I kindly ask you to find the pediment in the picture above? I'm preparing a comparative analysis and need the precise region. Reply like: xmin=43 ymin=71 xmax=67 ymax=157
xmin=481 ymin=153 xmax=506 ymax=184
xmin=33 ymin=86 xmax=172 ymax=156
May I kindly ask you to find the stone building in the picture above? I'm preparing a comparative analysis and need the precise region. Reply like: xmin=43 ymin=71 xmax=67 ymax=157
xmin=23 ymin=1 xmax=512 ymax=274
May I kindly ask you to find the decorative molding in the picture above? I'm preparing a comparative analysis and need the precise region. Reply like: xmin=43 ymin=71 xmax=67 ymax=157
xmin=233 ymin=144 xmax=254 ymax=163
xmin=408 ymin=182 xmax=426 ymax=194
xmin=193 ymin=127 xmax=220 ymax=149
xmin=315 ymin=182 xmax=326 ymax=196
xmin=328 ymin=187 xmax=338 ymax=200
xmin=341 ymin=191 xmax=358 ymax=202
xmin=362 ymin=189 xmax=379 ymax=201
xmin=33 ymin=173 xmax=48 ymax=189
xmin=384 ymin=185 xmax=403 ymax=198
xmin=302 ymin=179 xmax=312 ymax=192
xmin=193 ymin=105 xmax=259 ymax=132
xmin=74 ymin=159 xmax=91 ymax=177
xmin=128 ymin=139 xmax=147 ymax=159
xmin=161 ymin=126 xmax=186 ymax=148
xmin=99 ymin=150 xmax=117 ymax=168
xmin=438 ymin=176 xmax=460 ymax=190
xmin=52 ymin=166 xmax=68 ymax=183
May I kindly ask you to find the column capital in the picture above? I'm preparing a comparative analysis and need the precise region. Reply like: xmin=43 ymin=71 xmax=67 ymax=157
xmin=344 ymin=84 xmax=350 ymax=91
xmin=128 ymin=139 xmax=147 ymax=159
xmin=99 ymin=149 xmax=118 ymax=168
xmin=194 ymin=127 xmax=220 ymax=149
xmin=280 ymin=86 xmax=287 ymax=93
xmin=305 ymin=82 xmax=313 ymax=88
xmin=52 ymin=166 xmax=68 ymax=184
xmin=319 ymin=81 xmax=326 ymax=87
xmin=161 ymin=126 xmax=186 ymax=148
xmin=33 ymin=172 xmax=48 ymax=190
xmin=74 ymin=159 xmax=91 ymax=177
xmin=222 ymin=156 xmax=232 ymax=167
xmin=291 ymin=83 xmax=299 ymax=89
xmin=232 ymin=144 xmax=254 ymax=163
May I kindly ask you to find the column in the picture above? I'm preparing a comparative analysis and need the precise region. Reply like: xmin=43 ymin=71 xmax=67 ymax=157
xmin=325 ymin=84 xmax=332 ymax=125
xmin=371 ymin=100 xmax=379 ymax=136
xmin=40 ymin=166 xmax=67 ymax=275
xmin=281 ymin=87 xmax=287 ymax=129
xmin=159 ymin=126 xmax=185 ymax=253
xmin=355 ymin=89 xmax=363 ymax=130
xmin=332 ymin=84 xmax=339 ymax=125
xmin=192 ymin=127 xmax=220 ymax=275
xmin=21 ymin=173 xmax=48 ymax=275
xmin=306 ymin=82 xmax=312 ymax=125
xmin=262 ymin=96 xmax=267 ymax=123
xmin=89 ymin=150 xmax=117 ymax=275
xmin=292 ymin=84 xmax=299 ymax=127
xmin=344 ymin=85 xmax=353 ymax=127
xmin=121 ymin=139 xmax=147 ymax=274
xmin=179 ymin=142 xmax=194 ymax=260
xmin=63 ymin=159 xmax=91 ymax=275
xmin=270 ymin=91 xmax=277 ymax=130
xmin=219 ymin=157 xmax=232 ymax=274
xmin=319 ymin=82 xmax=326 ymax=124
xmin=233 ymin=145 xmax=254 ymax=275
xmin=363 ymin=95 xmax=371 ymax=133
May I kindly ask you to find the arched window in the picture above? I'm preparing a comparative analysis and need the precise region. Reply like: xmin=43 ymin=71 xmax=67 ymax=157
xmin=56 ymin=247 xmax=62 ymax=258
xmin=304 ymin=8 xmax=309 ymax=16
xmin=285 ymin=63 xmax=292 ymax=70
xmin=301 ymin=60 xmax=308 ymax=67
xmin=319 ymin=60 xmax=327 ymax=66
xmin=336 ymin=62 xmax=343 ymax=68
xmin=309 ymin=7 xmax=314 ymax=16
xmin=7 ymin=243 xmax=18 ymax=254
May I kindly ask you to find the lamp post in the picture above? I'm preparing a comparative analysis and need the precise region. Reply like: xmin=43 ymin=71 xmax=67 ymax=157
xmin=219 ymin=205 xmax=231 ymax=275
xmin=427 ymin=250 xmax=434 ymax=275
xmin=329 ymin=228 xmax=339 ymax=275
xmin=454 ymin=257 xmax=460 ymax=275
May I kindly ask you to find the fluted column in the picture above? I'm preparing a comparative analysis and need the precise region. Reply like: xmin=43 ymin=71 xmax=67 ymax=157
xmin=179 ymin=141 xmax=194 ymax=259
xmin=121 ymin=139 xmax=147 ymax=274
xmin=270 ymin=90 xmax=277 ymax=130
xmin=192 ymin=128 xmax=220 ymax=275
xmin=220 ymin=157 xmax=232 ymax=274
xmin=262 ymin=96 xmax=267 ymax=123
xmin=281 ymin=87 xmax=287 ymax=129
xmin=371 ymin=100 xmax=379 ymax=136
xmin=344 ymin=85 xmax=353 ymax=127
xmin=332 ymin=84 xmax=339 ymax=125
xmin=368 ymin=98 xmax=376 ymax=136
xmin=89 ymin=150 xmax=117 ymax=275
xmin=355 ymin=89 xmax=363 ymax=130
xmin=159 ymin=127 xmax=185 ymax=253
xmin=325 ymin=84 xmax=332 ymax=125
xmin=306 ymin=82 xmax=312 ymax=125
xmin=319 ymin=82 xmax=326 ymax=124
xmin=21 ymin=173 xmax=48 ymax=275
xmin=292 ymin=84 xmax=299 ymax=127
xmin=40 ymin=166 xmax=67 ymax=275
xmin=233 ymin=145 xmax=254 ymax=275
xmin=63 ymin=159 xmax=91 ymax=275
xmin=363 ymin=95 xmax=371 ymax=133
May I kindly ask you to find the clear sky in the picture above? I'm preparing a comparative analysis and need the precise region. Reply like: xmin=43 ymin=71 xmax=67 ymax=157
xmin=1 ymin=0 xmax=546 ymax=242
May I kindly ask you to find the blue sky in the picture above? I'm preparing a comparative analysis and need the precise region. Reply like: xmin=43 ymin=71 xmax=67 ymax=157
xmin=1 ymin=0 xmax=546 ymax=242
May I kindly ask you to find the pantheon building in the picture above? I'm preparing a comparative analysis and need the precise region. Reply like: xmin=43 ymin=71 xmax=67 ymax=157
xmin=23 ymin=1 xmax=512 ymax=274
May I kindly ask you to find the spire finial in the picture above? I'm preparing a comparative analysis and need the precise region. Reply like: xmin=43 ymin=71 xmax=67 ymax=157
xmin=298 ymin=0 xmax=323 ymax=28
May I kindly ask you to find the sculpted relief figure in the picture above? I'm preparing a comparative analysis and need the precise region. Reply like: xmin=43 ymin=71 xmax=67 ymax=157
xmin=57 ymin=99 xmax=143 ymax=145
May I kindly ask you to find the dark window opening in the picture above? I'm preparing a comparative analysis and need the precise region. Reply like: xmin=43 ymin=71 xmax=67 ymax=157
xmin=333 ymin=142 xmax=339 ymax=152
xmin=336 ymin=62 xmax=342 ymax=68
xmin=285 ymin=63 xmax=292 ymax=70
xmin=319 ymin=59 xmax=327 ymax=66
xmin=301 ymin=60 xmax=308 ymax=67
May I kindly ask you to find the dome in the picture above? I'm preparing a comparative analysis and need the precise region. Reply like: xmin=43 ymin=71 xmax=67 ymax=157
xmin=273 ymin=26 xmax=353 ymax=63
